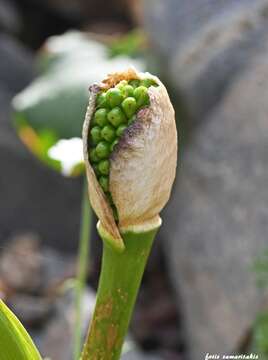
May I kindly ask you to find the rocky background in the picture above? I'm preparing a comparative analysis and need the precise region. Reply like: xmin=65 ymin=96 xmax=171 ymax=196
xmin=1 ymin=1 xmax=268 ymax=359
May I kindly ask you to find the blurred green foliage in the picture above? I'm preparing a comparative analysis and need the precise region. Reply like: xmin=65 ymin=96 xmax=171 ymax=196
xmin=252 ymin=250 xmax=268 ymax=358
xmin=253 ymin=312 xmax=268 ymax=358
xmin=253 ymin=250 xmax=268 ymax=288
xmin=108 ymin=30 xmax=146 ymax=58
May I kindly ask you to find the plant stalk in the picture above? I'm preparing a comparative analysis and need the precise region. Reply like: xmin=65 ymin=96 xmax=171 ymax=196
xmin=81 ymin=226 xmax=159 ymax=360
xmin=74 ymin=178 xmax=92 ymax=360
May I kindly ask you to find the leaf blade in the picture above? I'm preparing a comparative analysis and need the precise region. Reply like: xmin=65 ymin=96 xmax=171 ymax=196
xmin=0 ymin=300 xmax=42 ymax=360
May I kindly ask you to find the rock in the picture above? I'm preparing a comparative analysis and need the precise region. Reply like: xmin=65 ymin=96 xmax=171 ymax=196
xmin=38 ymin=287 xmax=95 ymax=360
xmin=41 ymin=247 xmax=75 ymax=293
xmin=132 ymin=272 xmax=181 ymax=353
xmin=0 ymin=139 xmax=82 ymax=252
xmin=0 ymin=34 xmax=34 ymax=94
xmin=0 ymin=233 xmax=43 ymax=293
xmin=0 ymin=35 xmax=34 ymax=145
xmin=0 ymin=0 xmax=21 ymax=34
xmin=7 ymin=294 xmax=53 ymax=326
xmin=143 ymin=0 xmax=268 ymax=121
xmin=163 ymin=46 xmax=268 ymax=359
xmin=26 ymin=0 xmax=138 ymax=25
xmin=0 ymin=232 xmax=77 ymax=294
xmin=0 ymin=89 xmax=18 ymax=149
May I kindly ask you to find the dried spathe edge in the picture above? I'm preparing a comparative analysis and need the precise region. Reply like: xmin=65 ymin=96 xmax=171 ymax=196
xmin=82 ymin=68 xmax=177 ymax=250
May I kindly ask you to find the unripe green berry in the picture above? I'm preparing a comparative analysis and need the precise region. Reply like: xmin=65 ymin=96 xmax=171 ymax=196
xmin=96 ymin=93 xmax=109 ymax=108
xmin=140 ymin=79 xmax=157 ymax=88
xmin=90 ymin=126 xmax=101 ymax=145
xmin=121 ymin=97 xmax=137 ymax=118
xmin=116 ymin=80 xmax=128 ymax=90
xmin=101 ymin=125 xmax=116 ymax=142
xmin=116 ymin=124 xmax=127 ymax=137
xmin=89 ymin=148 xmax=99 ymax=163
xmin=95 ymin=141 xmax=110 ymax=159
xmin=129 ymin=79 xmax=140 ymax=88
xmin=110 ymin=139 xmax=118 ymax=152
xmin=122 ymin=84 xmax=134 ymax=98
xmin=107 ymin=107 xmax=126 ymax=127
xmin=98 ymin=159 xmax=110 ymax=175
xmin=106 ymin=88 xmax=123 ymax=108
xmin=94 ymin=108 xmax=108 ymax=127
xmin=99 ymin=176 xmax=109 ymax=192
xmin=134 ymin=86 xmax=150 ymax=107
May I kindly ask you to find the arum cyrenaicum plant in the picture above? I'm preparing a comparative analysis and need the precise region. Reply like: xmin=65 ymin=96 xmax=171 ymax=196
xmin=81 ymin=68 xmax=177 ymax=359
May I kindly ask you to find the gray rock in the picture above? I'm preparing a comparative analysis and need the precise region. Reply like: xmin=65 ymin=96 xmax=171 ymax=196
xmin=144 ymin=0 xmax=268 ymax=121
xmin=28 ymin=0 xmax=134 ymax=23
xmin=37 ymin=287 xmax=95 ymax=360
xmin=25 ymin=0 xmax=84 ymax=21
xmin=0 ymin=233 xmax=43 ymax=293
xmin=144 ymin=0 xmax=263 ymax=56
xmin=0 ymin=35 xmax=34 ymax=150
xmin=0 ymin=34 xmax=34 ymax=94
xmin=7 ymin=294 xmax=53 ymax=326
xmin=0 ymin=0 xmax=21 ymax=34
xmin=0 ymin=139 xmax=83 ymax=252
xmin=163 ymin=45 xmax=268 ymax=359
xmin=0 ymin=89 xmax=18 ymax=149
xmin=41 ymin=246 xmax=75 ymax=292
xmin=0 ymin=232 xmax=76 ymax=294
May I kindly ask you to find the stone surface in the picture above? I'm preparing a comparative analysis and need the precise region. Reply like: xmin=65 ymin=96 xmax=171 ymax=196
xmin=37 ymin=287 xmax=95 ymax=360
xmin=7 ymin=294 xmax=53 ymax=326
xmin=0 ymin=0 xmax=21 ymax=34
xmin=0 ymin=233 xmax=43 ymax=293
xmin=0 ymin=33 xmax=34 ymax=94
xmin=163 ymin=45 xmax=268 ymax=359
xmin=132 ymin=265 xmax=182 ymax=354
xmin=0 ymin=139 xmax=83 ymax=252
xmin=26 ymin=0 xmax=137 ymax=25
xmin=0 ymin=232 xmax=76 ymax=294
xmin=143 ymin=0 xmax=268 ymax=121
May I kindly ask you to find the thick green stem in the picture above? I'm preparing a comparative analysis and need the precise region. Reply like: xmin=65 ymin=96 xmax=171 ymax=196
xmin=74 ymin=179 xmax=92 ymax=360
xmin=81 ymin=226 xmax=159 ymax=360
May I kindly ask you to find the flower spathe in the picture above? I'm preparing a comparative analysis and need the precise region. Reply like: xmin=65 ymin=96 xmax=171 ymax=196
xmin=82 ymin=68 xmax=177 ymax=250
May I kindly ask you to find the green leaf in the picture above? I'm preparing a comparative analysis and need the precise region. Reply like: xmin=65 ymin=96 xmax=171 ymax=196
xmin=252 ymin=311 xmax=268 ymax=358
xmin=252 ymin=249 xmax=268 ymax=288
xmin=0 ymin=300 xmax=42 ymax=360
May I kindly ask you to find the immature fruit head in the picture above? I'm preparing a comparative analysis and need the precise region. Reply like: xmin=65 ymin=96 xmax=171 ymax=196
xmin=83 ymin=68 xmax=177 ymax=250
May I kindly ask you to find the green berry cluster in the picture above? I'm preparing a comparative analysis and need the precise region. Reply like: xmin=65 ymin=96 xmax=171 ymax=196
xmin=88 ymin=78 xmax=158 ymax=195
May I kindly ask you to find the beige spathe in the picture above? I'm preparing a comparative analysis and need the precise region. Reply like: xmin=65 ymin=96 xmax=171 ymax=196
xmin=82 ymin=68 xmax=177 ymax=248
